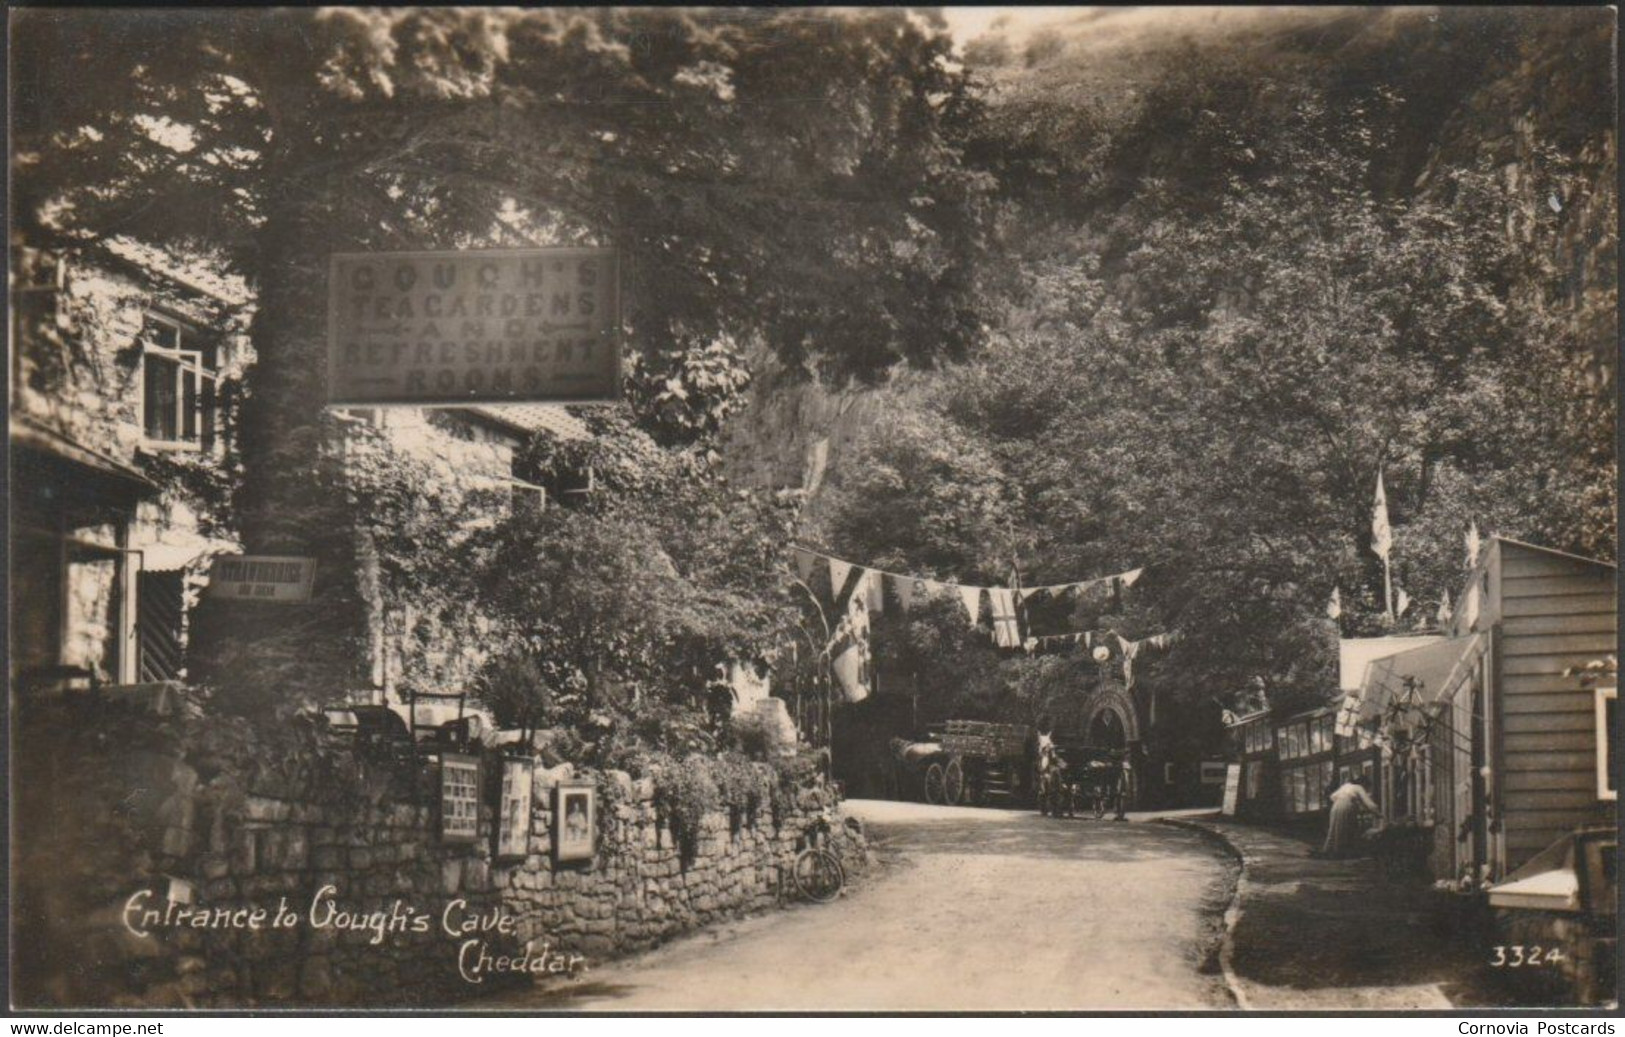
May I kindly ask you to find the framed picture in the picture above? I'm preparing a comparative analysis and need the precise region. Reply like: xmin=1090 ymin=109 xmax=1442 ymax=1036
xmin=440 ymin=753 xmax=481 ymax=845
xmin=553 ymin=781 xmax=596 ymax=864
xmin=495 ymin=757 xmax=534 ymax=861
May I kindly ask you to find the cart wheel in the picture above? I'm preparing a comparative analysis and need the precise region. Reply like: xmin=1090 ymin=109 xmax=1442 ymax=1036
xmin=944 ymin=757 xmax=965 ymax=807
xmin=924 ymin=763 xmax=946 ymax=805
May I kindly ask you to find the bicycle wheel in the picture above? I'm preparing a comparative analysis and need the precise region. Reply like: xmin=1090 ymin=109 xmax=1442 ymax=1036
xmin=794 ymin=847 xmax=845 ymax=903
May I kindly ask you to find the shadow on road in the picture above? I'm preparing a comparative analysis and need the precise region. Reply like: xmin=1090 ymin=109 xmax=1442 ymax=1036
xmin=868 ymin=811 xmax=1209 ymax=865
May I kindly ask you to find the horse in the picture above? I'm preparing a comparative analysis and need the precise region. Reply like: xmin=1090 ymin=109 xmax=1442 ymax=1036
xmin=1035 ymin=741 xmax=1075 ymax=818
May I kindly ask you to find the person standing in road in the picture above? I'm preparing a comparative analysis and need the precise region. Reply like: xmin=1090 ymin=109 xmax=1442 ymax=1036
xmin=1113 ymin=752 xmax=1132 ymax=821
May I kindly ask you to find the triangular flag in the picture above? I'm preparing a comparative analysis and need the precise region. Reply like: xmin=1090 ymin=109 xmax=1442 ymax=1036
xmin=1462 ymin=581 xmax=1481 ymax=630
xmin=828 ymin=558 xmax=853 ymax=599
xmin=1466 ymin=522 xmax=1482 ymax=568
xmin=1326 ymin=587 xmax=1343 ymax=620
xmin=1371 ymin=471 xmax=1393 ymax=560
xmin=1121 ymin=567 xmax=1144 ymax=588
xmin=791 ymin=548 xmax=818 ymax=583
xmin=889 ymin=574 xmax=918 ymax=613
xmin=956 ymin=585 xmax=984 ymax=625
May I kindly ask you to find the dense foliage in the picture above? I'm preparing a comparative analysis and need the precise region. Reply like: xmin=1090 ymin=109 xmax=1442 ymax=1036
xmin=12 ymin=8 xmax=990 ymax=715
xmin=10 ymin=7 xmax=1614 ymax=746
xmin=815 ymin=8 xmax=1615 ymax=721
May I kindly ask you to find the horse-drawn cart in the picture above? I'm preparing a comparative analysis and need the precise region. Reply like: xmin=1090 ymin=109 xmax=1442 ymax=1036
xmin=905 ymin=720 xmax=1032 ymax=807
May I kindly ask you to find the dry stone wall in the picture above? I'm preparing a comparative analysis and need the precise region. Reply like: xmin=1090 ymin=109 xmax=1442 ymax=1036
xmin=12 ymin=701 xmax=865 ymax=1009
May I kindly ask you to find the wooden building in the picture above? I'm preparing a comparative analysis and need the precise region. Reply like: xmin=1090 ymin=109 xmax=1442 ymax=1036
xmin=1345 ymin=537 xmax=1616 ymax=883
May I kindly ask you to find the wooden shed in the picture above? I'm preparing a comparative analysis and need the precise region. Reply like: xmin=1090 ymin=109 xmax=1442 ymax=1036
xmin=1470 ymin=537 xmax=1616 ymax=875
xmin=1349 ymin=537 xmax=1616 ymax=883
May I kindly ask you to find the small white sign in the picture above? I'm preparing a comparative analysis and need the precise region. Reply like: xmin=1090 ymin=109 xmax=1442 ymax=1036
xmin=1221 ymin=763 xmax=1242 ymax=816
xmin=206 ymin=555 xmax=317 ymax=603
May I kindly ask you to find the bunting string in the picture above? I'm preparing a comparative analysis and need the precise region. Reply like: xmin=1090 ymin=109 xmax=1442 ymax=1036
xmin=789 ymin=545 xmax=1149 ymax=614
xmin=789 ymin=545 xmax=1161 ymax=655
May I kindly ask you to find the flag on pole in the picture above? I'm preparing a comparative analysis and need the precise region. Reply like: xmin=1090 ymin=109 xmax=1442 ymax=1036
xmin=1466 ymin=522 xmax=1482 ymax=568
xmin=1371 ymin=471 xmax=1393 ymax=560
xmin=1326 ymin=587 xmax=1343 ymax=620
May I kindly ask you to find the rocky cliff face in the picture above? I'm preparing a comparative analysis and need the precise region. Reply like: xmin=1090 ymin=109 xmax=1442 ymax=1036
xmin=719 ymin=352 xmax=926 ymax=522
xmin=720 ymin=8 xmax=1615 ymax=527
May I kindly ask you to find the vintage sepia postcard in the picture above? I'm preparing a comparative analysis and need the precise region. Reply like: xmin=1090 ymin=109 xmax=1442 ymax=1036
xmin=8 ymin=5 xmax=1618 ymax=1014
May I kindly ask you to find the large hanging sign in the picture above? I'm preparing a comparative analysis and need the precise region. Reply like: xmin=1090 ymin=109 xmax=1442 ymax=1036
xmin=327 ymin=247 xmax=621 ymax=406
xmin=205 ymin=555 xmax=317 ymax=603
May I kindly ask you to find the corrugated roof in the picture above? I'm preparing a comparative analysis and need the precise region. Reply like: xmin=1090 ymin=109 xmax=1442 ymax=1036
xmin=465 ymin=404 xmax=593 ymax=442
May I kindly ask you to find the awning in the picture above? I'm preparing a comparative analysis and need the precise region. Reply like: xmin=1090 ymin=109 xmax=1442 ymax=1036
xmin=1337 ymin=633 xmax=1486 ymax=738
xmin=136 ymin=537 xmax=239 ymax=573
xmin=11 ymin=417 xmax=159 ymax=496
xmin=1338 ymin=635 xmax=1444 ymax=692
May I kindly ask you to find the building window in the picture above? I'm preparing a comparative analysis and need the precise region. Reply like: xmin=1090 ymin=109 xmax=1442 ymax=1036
xmin=140 ymin=313 xmax=219 ymax=451
xmin=1598 ymin=686 xmax=1617 ymax=801
xmin=1310 ymin=715 xmax=1332 ymax=755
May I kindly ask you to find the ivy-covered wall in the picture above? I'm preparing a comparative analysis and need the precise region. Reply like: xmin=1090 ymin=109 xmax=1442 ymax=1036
xmin=12 ymin=699 xmax=865 ymax=1008
xmin=11 ymin=243 xmax=251 ymax=683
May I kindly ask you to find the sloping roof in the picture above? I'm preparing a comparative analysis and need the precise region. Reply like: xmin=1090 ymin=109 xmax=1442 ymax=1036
xmin=1337 ymin=633 xmax=1486 ymax=738
xmin=1493 ymin=536 xmax=1618 ymax=571
xmin=1338 ymin=635 xmax=1445 ymax=692
xmin=10 ymin=416 xmax=159 ymax=495
xmin=1360 ymin=634 xmax=1487 ymax=708
xmin=464 ymin=404 xmax=592 ymax=442
xmin=102 ymin=237 xmax=251 ymax=307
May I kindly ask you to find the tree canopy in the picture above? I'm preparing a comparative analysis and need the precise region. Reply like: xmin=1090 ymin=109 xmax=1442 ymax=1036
xmin=814 ymin=9 xmax=1615 ymax=719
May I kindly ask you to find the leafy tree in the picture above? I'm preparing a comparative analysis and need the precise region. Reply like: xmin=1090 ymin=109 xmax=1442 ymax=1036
xmin=813 ymin=405 xmax=1022 ymax=582
xmin=12 ymin=7 xmax=990 ymax=705
xmin=819 ymin=17 xmax=1613 ymax=731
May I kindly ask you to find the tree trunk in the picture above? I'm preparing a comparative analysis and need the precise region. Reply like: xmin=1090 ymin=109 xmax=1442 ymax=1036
xmin=190 ymin=190 xmax=376 ymax=718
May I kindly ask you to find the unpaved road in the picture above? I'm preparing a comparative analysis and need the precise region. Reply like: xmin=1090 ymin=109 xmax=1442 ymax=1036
xmin=492 ymin=799 xmax=1237 ymax=1011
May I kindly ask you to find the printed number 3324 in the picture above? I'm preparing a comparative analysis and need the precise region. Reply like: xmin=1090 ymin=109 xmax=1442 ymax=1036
xmin=1490 ymin=945 xmax=1565 ymax=967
